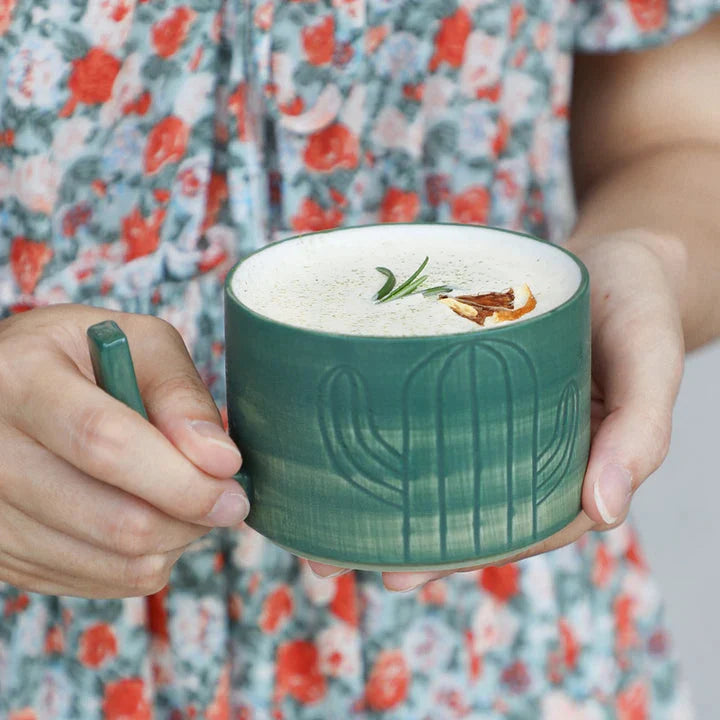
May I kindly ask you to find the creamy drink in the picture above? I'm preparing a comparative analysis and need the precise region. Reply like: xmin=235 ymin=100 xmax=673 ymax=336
xmin=230 ymin=224 xmax=582 ymax=337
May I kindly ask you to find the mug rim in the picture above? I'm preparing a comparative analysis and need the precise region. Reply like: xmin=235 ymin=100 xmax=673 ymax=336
xmin=224 ymin=222 xmax=590 ymax=342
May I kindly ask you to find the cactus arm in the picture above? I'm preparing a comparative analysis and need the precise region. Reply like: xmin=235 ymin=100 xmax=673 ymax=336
xmin=347 ymin=374 xmax=403 ymax=474
xmin=536 ymin=381 xmax=579 ymax=505
xmin=318 ymin=367 xmax=404 ymax=509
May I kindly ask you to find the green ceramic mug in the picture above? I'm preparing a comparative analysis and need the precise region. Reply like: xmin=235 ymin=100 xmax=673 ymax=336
xmin=88 ymin=224 xmax=590 ymax=571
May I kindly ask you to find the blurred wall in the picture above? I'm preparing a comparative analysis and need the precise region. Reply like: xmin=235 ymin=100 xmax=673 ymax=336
xmin=633 ymin=340 xmax=720 ymax=718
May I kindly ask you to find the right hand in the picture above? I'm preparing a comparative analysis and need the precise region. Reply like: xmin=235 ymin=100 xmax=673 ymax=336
xmin=0 ymin=305 xmax=248 ymax=598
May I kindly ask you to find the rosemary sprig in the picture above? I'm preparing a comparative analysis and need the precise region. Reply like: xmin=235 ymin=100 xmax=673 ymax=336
xmin=373 ymin=267 xmax=396 ymax=301
xmin=376 ymin=256 xmax=429 ymax=303
xmin=421 ymin=284 xmax=453 ymax=297
xmin=373 ymin=258 xmax=454 ymax=303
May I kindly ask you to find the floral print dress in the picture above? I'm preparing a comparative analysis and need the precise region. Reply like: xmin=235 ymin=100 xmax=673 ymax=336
xmin=1 ymin=1 xmax=718 ymax=718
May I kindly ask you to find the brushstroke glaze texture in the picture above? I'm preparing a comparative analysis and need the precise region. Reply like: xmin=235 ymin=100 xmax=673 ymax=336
xmin=224 ymin=226 xmax=591 ymax=570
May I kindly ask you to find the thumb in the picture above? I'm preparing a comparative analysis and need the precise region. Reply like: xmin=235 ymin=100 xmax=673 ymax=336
xmin=582 ymin=313 xmax=683 ymax=527
xmin=128 ymin=317 xmax=243 ymax=479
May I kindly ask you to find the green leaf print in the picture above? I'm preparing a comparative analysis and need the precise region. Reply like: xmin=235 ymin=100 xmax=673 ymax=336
xmin=58 ymin=28 xmax=91 ymax=62
xmin=70 ymin=157 xmax=101 ymax=183
xmin=423 ymin=122 xmax=459 ymax=165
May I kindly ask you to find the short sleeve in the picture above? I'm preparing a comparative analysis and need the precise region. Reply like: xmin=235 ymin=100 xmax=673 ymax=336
xmin=574 ymin=0 xmax=720 ymax=52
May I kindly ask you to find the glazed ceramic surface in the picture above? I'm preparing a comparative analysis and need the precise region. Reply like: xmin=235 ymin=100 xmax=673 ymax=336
xmin=89 ymin=224 xmax=590 ymax=571
xmin=224 ymin=224 xmax=590 ymax=569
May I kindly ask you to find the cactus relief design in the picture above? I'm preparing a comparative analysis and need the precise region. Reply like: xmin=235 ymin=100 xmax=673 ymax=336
xmin=318 ymin=339 xmax=579 ymax=562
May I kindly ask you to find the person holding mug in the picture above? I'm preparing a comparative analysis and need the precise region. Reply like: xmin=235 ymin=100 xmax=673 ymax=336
xmin=0 ymin=1 xmax=719 ymax=717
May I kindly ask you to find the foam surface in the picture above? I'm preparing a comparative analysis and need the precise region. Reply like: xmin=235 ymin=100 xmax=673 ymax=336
xmin=230 ymin=225 xmax=582 ymax=336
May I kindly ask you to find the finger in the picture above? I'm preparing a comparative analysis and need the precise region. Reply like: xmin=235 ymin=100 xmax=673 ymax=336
xmin=383 ymin=570 xmax=450 ymax=592
xmin=0 ymin=427 xmax=210 ymax=556
xmin=582 ymin=311 xmax=683 ymax=526
xmin=127 ymin=318 xmax=242 ymax=479
xmin=8 ymin=354 xmax=248 ymax=528
xmin=0 ymin=501 xmax=187 ymax=598
xmin=381 ymin=512 xmax=596 ymax=591
xmin=307 ymin=560 xmax=351 ymax=578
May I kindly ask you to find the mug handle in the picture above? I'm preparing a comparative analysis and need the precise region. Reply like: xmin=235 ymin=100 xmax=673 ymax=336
xmin=86 ymin=320 xmax=252 ymax=498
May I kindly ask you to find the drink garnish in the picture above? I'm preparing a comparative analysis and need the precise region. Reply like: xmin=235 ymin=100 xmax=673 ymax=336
xmin=439 ymin=283 xmax=536 ymax=326
xmin=374 ymin=256 xmax=434 ymax=303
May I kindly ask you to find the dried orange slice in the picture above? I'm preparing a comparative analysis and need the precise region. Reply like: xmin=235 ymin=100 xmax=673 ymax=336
xmin=439 ymin=283 xmax=536 ymax=327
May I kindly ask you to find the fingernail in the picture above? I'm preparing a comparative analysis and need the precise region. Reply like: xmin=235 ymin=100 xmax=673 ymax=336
xmin=310 ymin=567 xmax=350 ymax=579
xmin=189 ymin=420 xmax=242 ymax=460
xmin=383 ymin=575 xmax=427 ymax=593
xmin=385 ymin=581 xmax=421 ymax=593
xmin=594 ymin=463 xmax=633 ymax=524
xmin=206 ymin=491 xmax=249 ymax=526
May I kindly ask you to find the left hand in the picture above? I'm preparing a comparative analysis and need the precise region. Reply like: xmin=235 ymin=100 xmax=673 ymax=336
xmin=307 ymin=232 xmax=686 ymax=590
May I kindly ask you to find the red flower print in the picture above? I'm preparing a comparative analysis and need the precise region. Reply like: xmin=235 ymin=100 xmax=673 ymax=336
xmin=328 ymin=187 xmax=347 ymax=207
xmin=9 ymin=710 xmax=36 ymax=720
xmin=365 ymin=24 xmax=389 ymax=53
xmin=464 ymin=630 xmax=483 ymax=681
xmin=617 ymin=680 xmax=649 ymax=720
xmin=151 ymin=7 xmax=196 ymax=59
xmin=626 ymin=530 xmax=648 ymax=569
xmin=0 ymin=0 xmax=16 ymax=35
xmin=254 ymin=1 xmax=274 ymax=31
xmin=260 ymin=585 xmax=294 ymax=633
xmin=302 ymin=15 xmax=335 ymax=66
xmin=188 ymin=46 xmax=203 ymax=71
xmin=509 ymin=3 xmax=526 ymax=38
xmin=60 ymin=48 xmax=121 ymax=117
xmin=451 ymin=186 xmax=490 ymax=225
xmin=330 ymin=572 xmax=358 ymax=626
xmin=291 ymin=198 xmax=343 ymax=233
xmin=78 ymin=623 xmax=118 ymax=668
xmin=380 ymin=188 xmax=420 ymax=223
xmin=275 ymin=640 xmax=326 ymax=705
xmin=492 ymin=117 xmax=510 ymax=156
xmin=102 ymin=678 xmax=151 ymax=720
xmin=501 ymin=660 xmax=530 ymax=693
xmin=479 ymin=564 xmax=519 ymax=602
xmin=629 ymin=0 xmax=667 ymax=32
xmin=279 ymin=96 xmax=304 ymax=116
xmin=122 ymin=207 xmax=166 ymax=261
xmin=304 ymin=123 xmax=359 ymax=173
xmin=200 ymin=171 xmax=229 ymax=233
xmin=228 ymin=83 xmax=248 ymax=141
xmin=123 ymin=91 xmax=152 ymax=116
xmin=592 ymin=542 xmax=615 ymax=588
xmin=428 ymin=8 xmax=471 ymax=72
xmin=144 ymin=116 xmax=189 ymax=174
xmin=10 ymin=238 xmax=53 ymax=295
xmin=614 ymin=593 xmax=638 ymax=653
xmin=147 ymin=585 xmax=170 ymax=643
xmin=558 ymin=618 xmax=579 ymax=670
xmin=365 ymin=650 xmax=410 ymax=711
xmin=92 ymin=179 xmax=107 ymax=197
xmin=402 ymin=83 xmax=424 ymax=101
xmin=206 ymin=666 xmax=230 ymax=720
xmin=153 ymin=188 xmax=171 ymax=204
xmin=62 ymin=203 xmax=92 ymax=237
xmin=419 ymin=579 xmax=447 ymax=605
xmin=178 ymin=167 xmax=203 ymax=197
xmin=45 ymin=626 xmax=65 ymax=654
